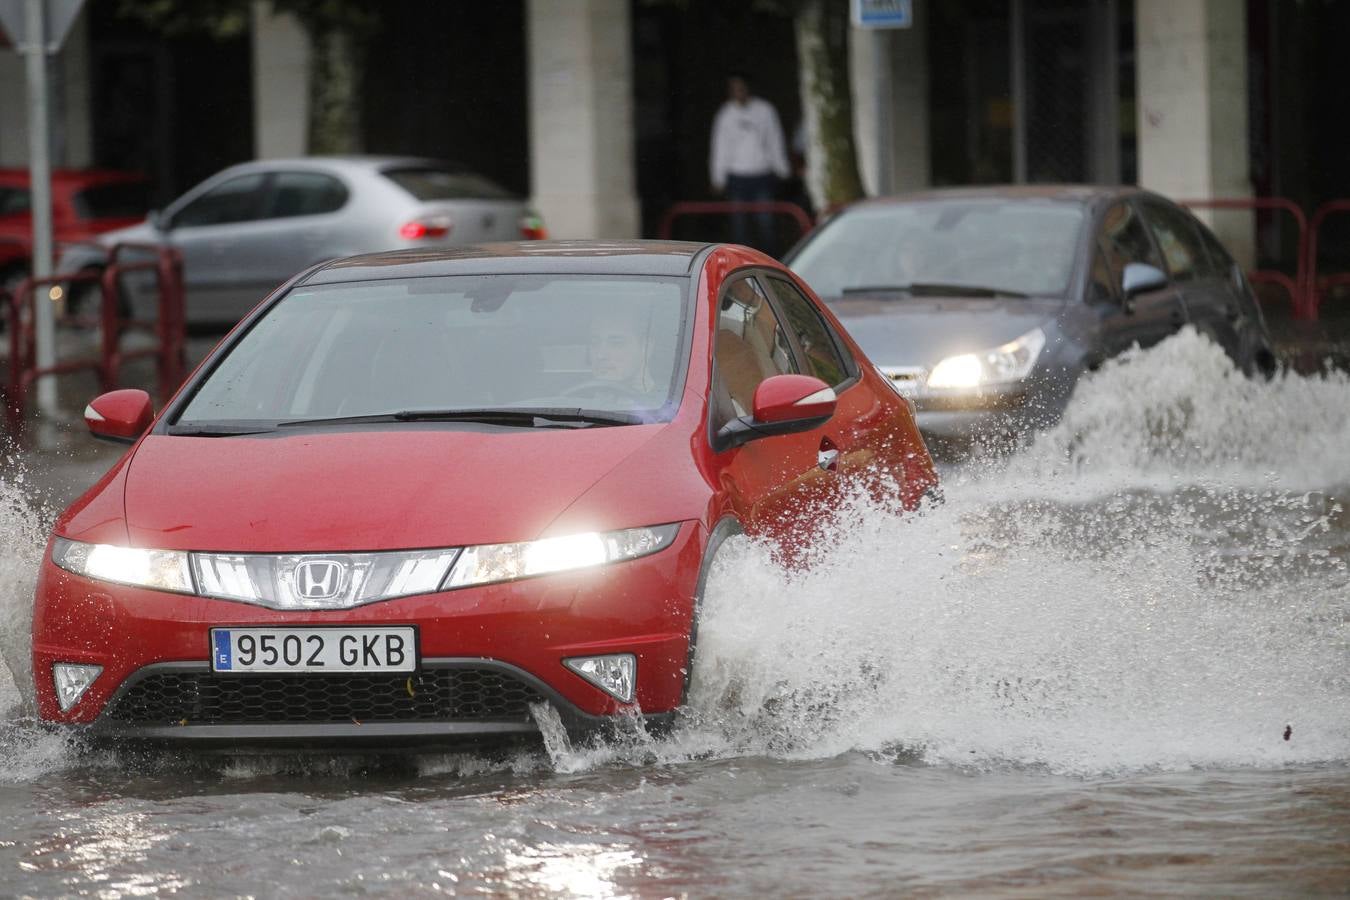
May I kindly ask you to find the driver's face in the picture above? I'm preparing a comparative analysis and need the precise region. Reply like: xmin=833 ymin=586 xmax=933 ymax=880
xmin=590 ymin=320 xmax=644 ymax=383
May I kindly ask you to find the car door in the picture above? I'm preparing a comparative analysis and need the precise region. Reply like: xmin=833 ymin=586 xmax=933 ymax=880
xmin=709 ymin=273 xmax=835 ymax=547
xmin=162 ymin=172 xmax=270 ymax=322
xmin=761 ymin=274 xmax=878 ymax=494
xmin=1094 ymin=200 xmax=1186 ymax=357
xmin=232 ymin=170 xmax=351 ymax=296
xmin=1138 ymin=197 xmax=1244 ymax=359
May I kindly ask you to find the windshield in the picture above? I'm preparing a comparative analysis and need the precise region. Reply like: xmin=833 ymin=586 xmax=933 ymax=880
xmin=790 ymin=200 xmax=1085 ymax=298
xmin=177 ymin=274 xmax=690 ymax=426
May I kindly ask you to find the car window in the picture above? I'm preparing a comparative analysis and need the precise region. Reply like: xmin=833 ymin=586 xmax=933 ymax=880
xmin=262 ymin=172 xmax=349 ymax=219
xmin=1098 ymin=202 xmax=1163 ymax=282
xmin=73 ymin=182 xmax=150 ymax=220
xmin=1089 ymin=241 xmax=1116 ymax=301
xmin=765 ymin=276 xmax=853 ymax=386
xmin=382 ymin=166 xmax=517 ymax=201
xmin=712 ymin=276 xmax=798 ymax=433
xmin=171 ymin=173 xmax=268 ymax=228
xmin=178 ymin=274 xmax=691 ymax=424
xmin=1194 ymin=218 xmax=1237 ymax=280
xmin=0 ymin=186 xmax=30 ymax=215
xmin=789 ymin=199 xmax=1084 ymax=298
xmin=1140 ymin=199 xmax=1209 ymax=282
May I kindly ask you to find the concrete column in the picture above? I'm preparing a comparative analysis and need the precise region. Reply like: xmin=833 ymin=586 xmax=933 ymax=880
xmin=849 ymin=1 xmax=929 ymax=197
xmin=527 ymin=0 xmax=639 ymax=239
xmin=1135 ymin=0 xmax=1251 ymax=266
xmin=251 ymin=1 xmax=310 ymax=159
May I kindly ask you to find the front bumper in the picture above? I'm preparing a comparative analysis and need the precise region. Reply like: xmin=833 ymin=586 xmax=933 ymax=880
xmin=33 ymin=522 xmax=702 ymax=745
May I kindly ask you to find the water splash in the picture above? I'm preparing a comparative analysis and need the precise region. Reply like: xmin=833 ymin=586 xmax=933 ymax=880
xmin=0 ymin=329 xmax=1347 ymax=780
xmin=0 ymin=452 xmax=46 ymax=718
xmin=683 ymin=331 xmax=1350 ymax=774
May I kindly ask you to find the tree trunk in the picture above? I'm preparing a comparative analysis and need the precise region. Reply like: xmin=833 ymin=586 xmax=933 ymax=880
xmin=795 ymin=0 xmax=865 ymax=210
xmin=305 ymin=22 xmax=364 ymax=154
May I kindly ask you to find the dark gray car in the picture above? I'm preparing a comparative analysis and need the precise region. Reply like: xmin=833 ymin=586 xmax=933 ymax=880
xmin=785 ymin=185 xmax=1276 ymax=445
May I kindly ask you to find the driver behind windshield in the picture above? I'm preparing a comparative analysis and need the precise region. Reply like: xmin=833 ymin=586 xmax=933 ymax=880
xmin=586 ymin=307 xmax=662 ymax=402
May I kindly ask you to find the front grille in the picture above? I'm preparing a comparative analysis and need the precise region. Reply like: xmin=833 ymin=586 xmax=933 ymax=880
xmin=104 ymin=668 xmax=544 ymax=725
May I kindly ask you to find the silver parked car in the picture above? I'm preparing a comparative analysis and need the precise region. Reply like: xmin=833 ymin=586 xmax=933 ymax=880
xmin=59 ymin=156 xmax=545 ymax=325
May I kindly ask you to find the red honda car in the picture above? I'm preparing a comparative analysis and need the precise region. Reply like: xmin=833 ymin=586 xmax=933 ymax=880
xmin=32 ymin=241 xmax=936 ymax=748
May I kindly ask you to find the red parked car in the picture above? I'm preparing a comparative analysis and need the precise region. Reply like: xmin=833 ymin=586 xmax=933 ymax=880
xmin=32 ymin=241 xmax=936 ymax=748
xmin=0 ymin=168 xmax=150 ymax=285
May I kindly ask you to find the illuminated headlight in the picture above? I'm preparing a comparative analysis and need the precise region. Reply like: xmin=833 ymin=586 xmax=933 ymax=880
xmin=445 ymin=524 xmax=680 ymax=589
xmin=48 ymin=524 xmax=680 ymax=606
xmin=925 ymin=327 xmax=1046 ymax=390
xmin=52 ymin=537 xmax=193 ymax=593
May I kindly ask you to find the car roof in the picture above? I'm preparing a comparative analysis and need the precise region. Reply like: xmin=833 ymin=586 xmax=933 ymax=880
xmin=220 ymin=155 xmax=474 ymax=175
xmin=848 ymin=184 xmax=1140 ymax=207
xmin=301 ymin=241 xmax=717 ymax=283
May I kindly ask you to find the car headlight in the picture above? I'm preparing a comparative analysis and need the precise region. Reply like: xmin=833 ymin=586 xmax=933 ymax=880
xmin=445 ymin=524 xmax=681 ymax=589
xmin=925 ymin=327 xmax=1046 ymax=390
xmin=50 ymin=524 xmax=682 ymax=603
xmin=51 ymin=537 xmax=194 ymax=593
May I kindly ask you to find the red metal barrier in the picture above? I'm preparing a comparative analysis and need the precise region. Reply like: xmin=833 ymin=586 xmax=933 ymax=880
xmin=1306 ymin=199 xmax=1350 ymax=320
xmin=2 ymin=243 xmax=185 ymax=437
xmin=1179 ymin=197 xmax=1310 ymax=319
xmin=656 ymin=201 xmax=815 ymax=243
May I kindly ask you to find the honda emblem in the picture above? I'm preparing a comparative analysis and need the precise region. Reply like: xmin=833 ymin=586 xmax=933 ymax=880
xmin=294 ymin=560 xmax=344 ymax=601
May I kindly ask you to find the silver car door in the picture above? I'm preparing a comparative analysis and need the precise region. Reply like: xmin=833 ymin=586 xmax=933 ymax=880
xmin=227 ymin=170 xmax=352 ymax=304
xmin=162 ymin=172 xmax=269 ymax=324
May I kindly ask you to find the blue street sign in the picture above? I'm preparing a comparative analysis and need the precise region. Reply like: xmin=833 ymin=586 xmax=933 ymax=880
xmin=852 ymin=0 xmax=913 ymax=30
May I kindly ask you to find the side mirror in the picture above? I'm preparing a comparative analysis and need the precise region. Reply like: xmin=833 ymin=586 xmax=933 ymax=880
xmin=85 ymin=389 xmax=154 ymax=444
xmin=715 ymin=374 xmax=836 ymax=451
xmin=147 ymin=209 xmax=166 ymax=231
xmin=1121 ymin=262 xmax=1168 ymax=302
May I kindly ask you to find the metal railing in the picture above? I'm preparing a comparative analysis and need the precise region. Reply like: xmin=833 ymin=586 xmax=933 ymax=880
xmin=2 ymin=243 xmax=185 ymax=437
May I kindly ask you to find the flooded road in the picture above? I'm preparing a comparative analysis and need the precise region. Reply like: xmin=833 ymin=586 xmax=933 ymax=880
xmin=2 ymin=332 xmax=1347 ymax=897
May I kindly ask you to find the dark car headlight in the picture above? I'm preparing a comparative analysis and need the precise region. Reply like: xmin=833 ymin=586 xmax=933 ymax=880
xmin=925 ymin=327 xmax=1047 ymax=390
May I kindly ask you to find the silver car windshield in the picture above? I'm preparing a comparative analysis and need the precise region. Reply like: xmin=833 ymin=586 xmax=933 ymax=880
xmin=177 ymin=274 xmax=690 ymax=426
xmin=791 ymin=200 xmax=1085 ymax=298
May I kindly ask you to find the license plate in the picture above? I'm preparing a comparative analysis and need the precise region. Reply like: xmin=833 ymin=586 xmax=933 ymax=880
xmin=209 ymin=626 xmax=418 ymax=674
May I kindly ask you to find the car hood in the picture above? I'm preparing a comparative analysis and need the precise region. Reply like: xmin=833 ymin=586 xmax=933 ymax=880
xmin=117 ymin=425 xmax=665 ymax=553
xmin=826 ymin=296 xmax=1063 ymax=369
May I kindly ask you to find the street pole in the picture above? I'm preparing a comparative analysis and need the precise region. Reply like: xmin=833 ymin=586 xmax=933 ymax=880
xmin=22 ymin=0 xmax=56 ymax=413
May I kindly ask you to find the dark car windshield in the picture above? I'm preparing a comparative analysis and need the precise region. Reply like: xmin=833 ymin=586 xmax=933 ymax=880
xmin=382 ymin=165 xmax=518 ymax=201
xmin=176 ymin=274 xmax=691 ymax=426
xmin=790 ymin=199 xmax=1085 ymax=298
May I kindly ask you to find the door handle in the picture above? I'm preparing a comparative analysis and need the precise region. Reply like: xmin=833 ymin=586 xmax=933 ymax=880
xmin=817 ymin=445 xmax=839 ymax=472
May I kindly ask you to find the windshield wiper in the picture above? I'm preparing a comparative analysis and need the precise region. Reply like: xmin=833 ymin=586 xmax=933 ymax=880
xmin=841 ymin=282 xmax=1031 ymax=299
xmin=841 ymin=284 xmax=915 ymax=296
xmin=277 ymin=407 xmax=645 ymax=429
xmin=166 ymin=423 xmax=277 ymax=437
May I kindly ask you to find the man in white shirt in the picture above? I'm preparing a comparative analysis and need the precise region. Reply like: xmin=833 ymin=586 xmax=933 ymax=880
xmin=709 ymin=73 xmax=790 ymax=249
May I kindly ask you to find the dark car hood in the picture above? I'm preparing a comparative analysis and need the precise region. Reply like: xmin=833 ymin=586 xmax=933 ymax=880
xmin=826 ymin=296 xmax=1063 ymax=369
xmin=117 ymin=425 xmax=664 ymax=553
